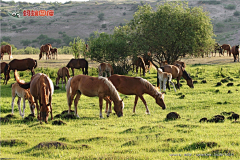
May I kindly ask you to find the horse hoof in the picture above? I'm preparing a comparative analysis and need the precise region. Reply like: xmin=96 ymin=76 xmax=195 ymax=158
xmin=107 ymin=115 xmax=109 ymax=118
xmin=145 ymin=112 xmax=150 ymax=115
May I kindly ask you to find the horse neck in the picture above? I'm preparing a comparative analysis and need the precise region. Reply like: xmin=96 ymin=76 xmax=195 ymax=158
xmin=140 ymin=78 xmax=159 ymax=98
xmin=40 ymin=76 xmax=48 ymax=105
xmin=182 ymin=70 xmax=191 ymax=80
xmin=101 ymin=77 xmax=121 ymax=103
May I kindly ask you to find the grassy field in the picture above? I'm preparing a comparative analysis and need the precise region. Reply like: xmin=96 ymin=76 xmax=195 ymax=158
xmin=0 ymin=55 xmax=240 ymax=159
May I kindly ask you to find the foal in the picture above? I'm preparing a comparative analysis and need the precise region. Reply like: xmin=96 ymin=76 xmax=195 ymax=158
xmin=11 ymin=82 xmax=35 ymax=118
xmin=98 ymin=63 xmax=114 ymax=77
xmin=56 ymin=67 xmax=70 ymax=89
xmin=157 ymin=68 xmax=176 ymax=92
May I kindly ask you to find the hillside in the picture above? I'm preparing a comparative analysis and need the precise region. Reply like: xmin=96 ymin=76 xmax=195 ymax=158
xmin=1 ymin=0 xmax=240 ymax=49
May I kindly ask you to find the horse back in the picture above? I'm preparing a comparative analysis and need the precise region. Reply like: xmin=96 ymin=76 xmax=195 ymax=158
xmin=9 ymin=58 xmax=35 ymax=71
xmin=231 ymin=45 xmax=239 ymax=54
xmin=1 ymin=62 xmax=7 ymax=74
xmin=162 ymin=65 xmax=180 ymax=79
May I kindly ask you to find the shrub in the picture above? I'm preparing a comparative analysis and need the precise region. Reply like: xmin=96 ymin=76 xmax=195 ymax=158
xmin=98 ymin=13 xmax=104 ymax=21
xmin=101 ymin=24 xmax=106 ymax=28
xmin=224 ymin=4 xmax=236 ymax=10
xmin=123 ymin=12 xmax=126 ymax=16
xmin=233 ymin=11 xmax=240 ymax=16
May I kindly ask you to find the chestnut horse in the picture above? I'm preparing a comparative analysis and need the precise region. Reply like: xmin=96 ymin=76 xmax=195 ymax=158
xmin=11 ymin=82 xmax=36 ymax=118
xmin=5 ymin=58 xmax=37 ymax=85
xmin=50 ymin=48 xmax=58 ymax=60
xmin=173 ymin=60 xmax=186 ymax=69
xmin=0 ymin=44 xmax=13 ymax=60
xmin=0 ymin=62 xmax=8 ymax=84
xmin=66 ymin=75 xmax=124 ymax=118
xmin=158 ymin=64 xmax=194 ymax=90
xmin=39 ymin=44 xmax=51 ymax=60
xmin=108 ymin=74 xmax=166 ymax=115
xmin=66 ymin=59 xmax=88 ymax=76
xmin=132 ymin=56 xmax=146 ymax=76
xmin=221 ymin=44 xmax=231 ymax=56
xmin=98 ymin=63 xmax=114 ymax=77
xmin=231 ymin=45 xmax=239 ymax=62
xmin=15 ymin=71 xmax=54 ymax=123
xmin=56 ymin=67 xmax=70 ymax=89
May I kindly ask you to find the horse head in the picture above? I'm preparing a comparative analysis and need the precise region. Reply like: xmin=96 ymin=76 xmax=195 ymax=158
xmin=155 ymin=92 xmax=166 ymax=110
xmin=182 ymin=70 xmax=194 ymax=88
xmin=114 ymin=99 xmax=124 ymax=117
xmin=40 ymin=102 xmax=51 ymax=123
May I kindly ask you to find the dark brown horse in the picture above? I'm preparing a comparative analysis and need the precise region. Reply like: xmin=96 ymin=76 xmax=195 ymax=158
xmin=0 ymin=44 xmax=13 ymax=60
xmin=5 ymin=58 xmax=37 ymax=85
xmin=108 ymin=74 xmax=166 ymax=115
xmin=158 ymin=64 xmax=194 ymax=90
xmin=39 ymin=44 xmax=51 ymax=60
xmin=132 ymin=56 xmax=146 ymax=76
xmin=231 ymin=45 xmax=239 ymax=62
xmin=15 ymin=71 xmax=54 ymax=123
xmin=142 ymin=52 xmax=155 ymax=73
xmin=221 ymin=44 xmax=231 ymax=56
xmin=0 ymin=62 xmax=8 ymax=84
xmin=50 ymin=48 xmax=58 ymax=60
xmin=56 ymin=67 xmax=70 ymax=89
xmin=66 ymin=59 xmax=88 ymax=76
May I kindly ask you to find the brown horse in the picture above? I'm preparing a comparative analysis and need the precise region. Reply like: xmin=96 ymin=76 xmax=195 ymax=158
xmin=15 ymin=71 xmax=54 ymax=123
xmin=39 ymin=44 xmax=51 ymax=60
xmin=231 ymin=45 xmax=239 ymax=62
xmin=5 ymin=58 xmax=37 ymax=85
xmin=56 ymin=67 xmax=70 ymax=89
xmin=108 ymin=74 xmax=166 ymax=115
xmin=0 ymin=62 xmax=8 ymax=84
xmin=11 ymin=82 xmax=36 ymax=118
xmin=0 ymin=44 xmax=13 ymax=60
xmin=50 ymin=48 xmax=58 ymax=60
xmin=221 ymin=44 xmax=231 ymax=56
xmin=66 ymin=59 xmax=88 ymax=76
xmin=98 ymin=63 xmax=114 ymax=77
xmin=158 ymin=65 xmax=194 ymax=90
xmin=132 ymin=56 xmax=146 ymax=76
xmin=142 ymin=52 xmax=155 ymax=73
xmin=212 ymin=43 xmax=223 ymax=57
xmin=173 ymin=60 xmax=186 ymax=69
xmin=160 ymin=60 xmax=168 ymax=67
xmin=66 ymin=75 xmax=124 ymax=118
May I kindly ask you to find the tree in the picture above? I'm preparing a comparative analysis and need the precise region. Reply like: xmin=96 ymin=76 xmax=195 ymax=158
xmin=126 ymin=2 xmax=215 ymax=65
xmin=1 ymin=36 xmax=11 ymax=42
xmin=69 ymin=37 xmax=86 ymax=59
xmin=20 ymin=39 xmax=31 ymax=46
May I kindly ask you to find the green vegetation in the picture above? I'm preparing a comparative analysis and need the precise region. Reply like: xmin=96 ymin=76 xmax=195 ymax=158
xmin=1 ymin=62 xmax=240 ymax=159
xmin=224 ymin=4 xmax=236 ymax=10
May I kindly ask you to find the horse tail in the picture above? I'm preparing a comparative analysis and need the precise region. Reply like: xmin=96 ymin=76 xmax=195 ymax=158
xmin=34 ymin=60 xmax=37 ymax=68
xmin=98 ymin=64 xmax=102 ymax=76
xmin=14 ymin=70 xmax=30 ymax=89
xmin=10 ymin=46 xmax=13 ymax=59
xmin=4 ymin=63 xmax=8 ymax=75
xmin=110 ymin=64 xmax=114 ymax=75
xmin=85 ymin=60 xmax=88 ymax=75
xmin=66 ymin=77 xmax=73 ymax=106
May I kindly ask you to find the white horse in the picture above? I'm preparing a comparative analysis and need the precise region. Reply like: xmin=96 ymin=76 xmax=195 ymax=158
xmin=157 ymin=68 xmax=176 ymax=92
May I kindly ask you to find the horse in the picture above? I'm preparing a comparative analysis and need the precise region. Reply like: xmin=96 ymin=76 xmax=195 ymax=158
xmin=15 ymin=71 xmax=54 ymax=123
xmin=173 ymin=60 xmax=186 ymax=69
xmin=142 ymin=52 xmax=155 ymax=73
xmin=0 ymin=62 xmax=8 ymax=84
xmin=212 ymin=43 xmax=223 ymax=57
xmin=132 ymin=56 xmax=146 ymax=76
xmin=66 ymin=59 xmax=88 ymax=76
xmin=221 ymin=44 xmax=231 ymax=56
xmin=56 ymin=67 xmax=70 ymax=89
xmin=231 ymin=45 xmax=239 ymax=62
xmin=11 ymin=82 xmax=36 ymax=118
xmin=4 ymin=58 xmax=37 ymax=85
xmin=158 ymin=64 xmax=194 ymax=90
xmin=108 ymin=74 xmax=166 ymax=115
xmin=50 ymin=48 xmax=58 ymax=60
xmin=157 ymin=68 xmax=176 ymax=92
xmin=66 ymin=75 xmax=124 ymax=118
xmin=98 ymin=63 xmax=114 ymax=77
xmin=39 ymin=43 xmax=51 ymax=60
xmin=0 ymin=44 xmax=13 ymax=60
xmin=160 ymin=60 xmax=168 ymax=67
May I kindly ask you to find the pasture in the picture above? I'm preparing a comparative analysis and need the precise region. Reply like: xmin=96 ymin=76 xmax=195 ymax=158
xmin=0 ymin=55 xmax=240 ymax=159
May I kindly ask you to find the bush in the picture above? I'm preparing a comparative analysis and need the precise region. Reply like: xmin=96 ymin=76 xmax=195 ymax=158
xmin=98 ymin=13 xmax=104 ymax=21
xmin=233 ymin=11 xmax=240 ymax=16
xmin=101 ymin=24 xmax=106 ymax=28
xmin=1 ymin=22 xmax=7 ymax=26
xmin=123 ymin=12 xmax=126 ymax=16
xmin=12 ymin=25 xmax=16 ymax=29
xmin=224 ymin=4 xmax=236 ymax=10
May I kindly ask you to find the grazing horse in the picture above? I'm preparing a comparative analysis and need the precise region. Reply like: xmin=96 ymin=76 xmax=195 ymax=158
xmin=15 ymin=71 xmax=54 ymax=123
xmin=0 ymin=62 xmax=8 ymax=84
xmin=50 ymin=48 xmax=58 ymax=60
xmin=0 ymin=44 xmax=13 ymax=60
xmin=212 ymin=43 xmax=223 ymax=57
xmin=11 ymin=82 xmax=35 ymax=118
xmin=158 ymin=65 xmax=194 ymax=90
xmin=39 ymin=44 xmax=51 ymax=60
xmin=157 ymin=68 xmax=176 ymax=92
xmin=221 ymin=44 xmax=231 ymax=56
xmin=98 ymin=63 xmax=114 ymax=77
xmin=231 ymin=45 xmax=239 ymax=62
xmin=132 ymin=56 xmax=146 ymax=76
xmin=56 ymin=67 xmax=70 ymax=89
xmin=5 ymin=58 xmax=37 ymax=85
xmin=108 ymin=74 xmax=166 ymax=114
xmin=66 ymin=59 xmax=88 ymax=76
xmin=66 ymin=75 xmax=124 ymax=118
xmin=173 ymin=60 xmax=186 ymax=69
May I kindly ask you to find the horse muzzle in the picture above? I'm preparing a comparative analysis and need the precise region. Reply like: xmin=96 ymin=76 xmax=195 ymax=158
xmin=117 ymin=113 xmax=123 ymax=117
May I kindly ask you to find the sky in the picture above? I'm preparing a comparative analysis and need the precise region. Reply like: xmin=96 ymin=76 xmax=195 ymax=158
xmin=2 ymin=0 xmax=87 ymax=3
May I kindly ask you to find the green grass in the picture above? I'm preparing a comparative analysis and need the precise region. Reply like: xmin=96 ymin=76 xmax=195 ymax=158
xmin=1 ymin=63 xmax=240 ymax=159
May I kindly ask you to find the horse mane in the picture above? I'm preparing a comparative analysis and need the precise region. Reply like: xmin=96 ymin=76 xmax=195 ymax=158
xmin=139 ymin=77 xmax=160 ymax=96
xmin=182 ymin=70 xmax=192 ymax=80
xmin=34 ymin=60 xmax=37 ymax=69
xmin=40 ymin=75 xmax=48 ymax=105
xmin=98 ymin=76 xmax=121 ymax=101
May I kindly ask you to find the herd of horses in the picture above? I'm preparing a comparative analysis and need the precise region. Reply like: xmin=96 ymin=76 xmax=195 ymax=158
xmin=212 ymin=43 xmax=239 ymax=62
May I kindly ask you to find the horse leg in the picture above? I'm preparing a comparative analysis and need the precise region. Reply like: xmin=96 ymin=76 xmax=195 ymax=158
xmin=166 ymin=81 xmax=170 ymax=90
xmin=72 ymin=68 xmax=75 ymax=76
xmin=170 ymin=81 xmax=177 ymax=92
xmin=163 ymin=79 xmax=167 ymax=91
xmin=34 ymin=98 xmax=40 ymax=120
xmin=22 ymin=97 xmax=26 ymax=118
xmin=11 ymin=95 xmax=16 ymax=115
xmin=133 ymin=95 xmax=139 ymax=114
xmin=139 ymin=95 xmax=150 ymax=114
xmin=31 ymin=69 xmax=35 ymax=76
xmin=82 ymin=67 xmax=85 ymax=75
xmin=99 ymin=97 xmax=104 ymax=118
xmin=61 ymin=77 xmax=64 ymax=89
xmin=17 ymin=97 xmax=23 ymax=118
xmin=104 ymin=96 xmax=112 ymax=117
xmin=73 ymin=91 xmax=81 ymax=118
